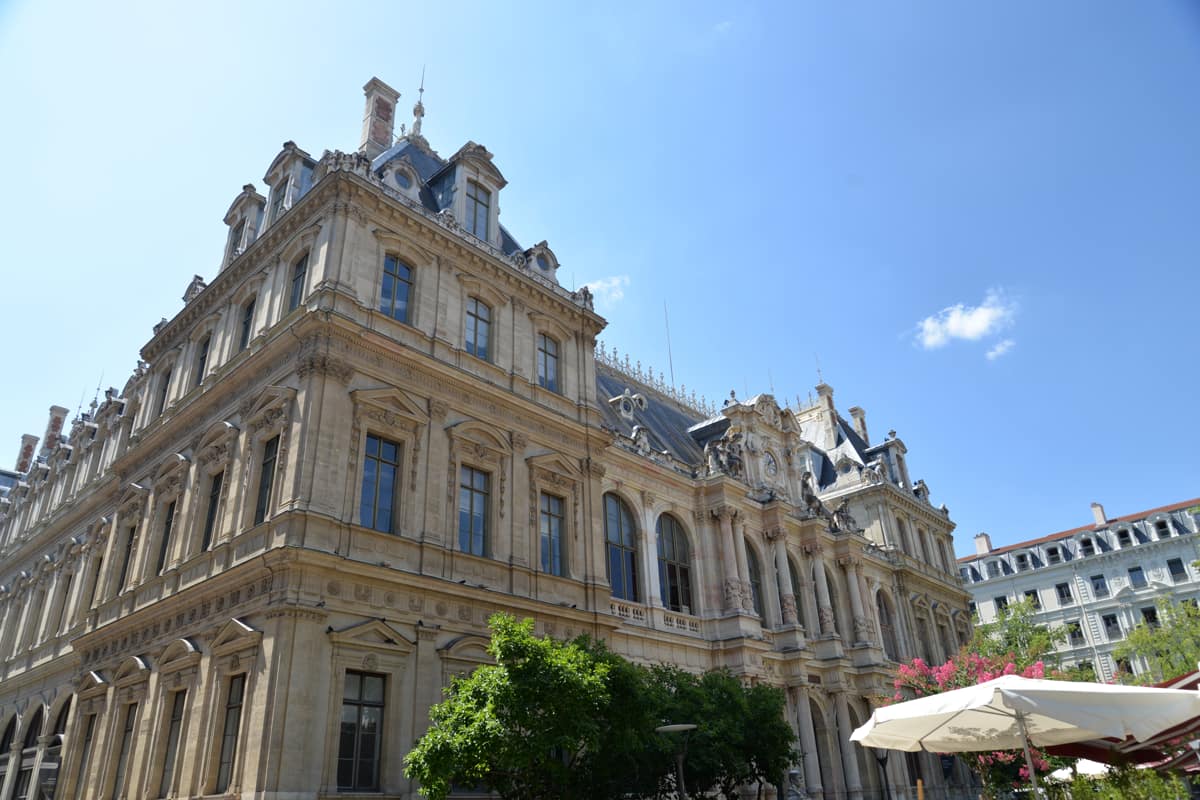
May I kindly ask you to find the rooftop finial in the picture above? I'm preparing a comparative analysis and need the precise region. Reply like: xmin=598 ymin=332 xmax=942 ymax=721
xmin=411 ymin=66 xmax=426 ymax=137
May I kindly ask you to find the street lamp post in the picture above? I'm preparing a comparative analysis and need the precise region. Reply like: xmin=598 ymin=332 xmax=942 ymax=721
xmin=655 ymin=723 xmax=698 ymax=800
xmin=873 ymin=748 xmax=893 ymax=800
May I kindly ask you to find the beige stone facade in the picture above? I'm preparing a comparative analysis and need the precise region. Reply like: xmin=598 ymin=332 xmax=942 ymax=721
xmin=0 ymin=78 xmax=971 ymax=800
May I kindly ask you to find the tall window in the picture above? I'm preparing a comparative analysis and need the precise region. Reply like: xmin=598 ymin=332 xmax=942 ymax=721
xmin=360 ymin=435 xmax=400 ymax=534
xmin=458 ymin=466 xmax=489 ymax=557
xmin=380 ymin=255 xmax=413 ymax=324
xmin=1090 ymin=574 xmax=1109 ymax=598
xmin=228 ymin=219 xmax=245 ymax=257
xmin=464 ymin=298 xmax=491 ymax=361
xmin=159 ymin=690 xmax=187 ymax=798
xmin=465 ymin=181 xmax=490 ymax=239
xmin=288 ymin=253 xmax=308 ymax=312
xmin=202 ymin=471 xmax=224 ymax=551
xmin=73 ymin=713 xmax=96 ymax=800
xmin=193 ymin=335 xmax=211 ymax=388
xmin=604 ymin=493 xmax=638 ymax=602
xmin=270 ymin=178 xmax=289 ymax=223
xmin=746 ymin=548 xmax=764 ymax=617
xmin=1169 ymin=558 xmax=1188 ymax=583
xmin=116 ymin=525 xmax=136 ymax=593
xmin=12 ymin=707 xmax=43 ymax=800
xmin=1103 ymin=614 xmax=1122 ymax=640
xmin=110 ymin=704 xmax=138 ymax=800
xmin=540 ymin=493 xmax=565 ymax=576
xmin=656 ymin=515 xmax=692 ymax=613
xmin=155 ymin=500 xmax=177 ymax=574
xmin=55 ymin=571 xmax=74 ymax=632
xmin=0 ymin=718 xmax=12 ymax=789
xmin=154 ymin=370 xmax=172 ymax=418
xmin=1055 ymin=582 xmax=1073 ymax=605
xmin=537 ymin=334 xmax=559 ymax=393
xmin=1024 ymin=589 xmax=1041 ymax=609
xmin=88 ymin=555 xmax=104 ymax=608
xmin=994 ymin=596 xmax=1009 ymax=612
xmin=338 ymin=671 xmax=384 ymax=791
xmin=238 ymin=299 xmax=256 ymax=351
xmin=1128 ymin=566 xmax=1147 ymax=589
xmin=215 ymin=674 xmax=245 ymax=793
xmin=254 ymin=436 xmax=279 ymax=525
xmin=877 ymin=593 xmax=899 ymax=661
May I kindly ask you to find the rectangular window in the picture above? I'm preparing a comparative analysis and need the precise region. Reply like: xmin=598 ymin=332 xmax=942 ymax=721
xmin=88 ymin=555 xmax=104 ymax=608
xmin=1015 ymin=553 xmax=1030 ymax=572
xmin=1156 ymin=520 xmax=1172 ymax=539
xmin=1103 ymin=614 xmax=1122 ymax=640
xmin=116 ymin=525 xmax=136 ymax=593
xmin=1090 ymin=574 xmax=1109 ymax=598
xmin=987 ymin=561 xmax=1002 ymax=579
xmin=1023 ymin=589 xmax=1041 ymax=610
xmin=1117 ymin=529 xmax=1133 ymax=548
xmin=254 ymin=436 xmax=279 ymax=525
xmin=537 ymin=334 xmax=559 ymax=393
xmin=1056 ymin=582 xmax=1073 ymax=605
xmin=380 ymin=255 xmax=413 ymax=324
xmin=73 ymin=713 xmax=96 ymax=800
xmin=159 ymin=690 xmax=187 ymax=798
xmin=464 ymin=298 xmax=491 ymax=361
xmin=110 ymin=703 xmax=138 ymax=800
xmin=1128 ymin=566 xmax=1147 ymax=589
xmin=1168 ymin=558 xmax=1188 ymax=583
xmin=156 ymin=500 xmax=176 ymax=574
xmin=228 ymin=219 xmax=245 ymax=257
xmin=215 ymin=674 xmax=245 ymax=793
xmin=270 ymin=178 xmax=289 ymax=223
xmin=155 ymin=371 xmax=171 ymax=418
xmin=1067 ymin=622 xmax=1085 ymax=647
xmin=968 ymin=601 xmax=977 ymax=618
xmin=288 ymin=253 xmax=308 ymax=312
xmin=338 ymin=671 xmax=384 ymax=791
xmin=458 ymin=466 xmax=489 ymax=557
xmin=1142 ymin=607 xmax=1160 ymax=628
xmin=994 ymin=596 xmax=1009 ymax=612
xmin=55 ymin=571 xmax=74 ymax=633
xmin=202 ymin=471 xmax=224 ymax=551
xmin=359 ymin=435 xmax=400 ymax=534
xmin=1080 ymin=538 xmax=1095 ymax=557
xmin=540 ymin=492 xmax=565 ymax=576
xmin=1046 ymin=547 xmax=1062 ymax=565
xmin=239 ymin=299 xmax=256 ymax=351
xmin=193 ymin=336 xmax=210 ymax=388
xmin=465 ymin=180 xmax=490 ymax=240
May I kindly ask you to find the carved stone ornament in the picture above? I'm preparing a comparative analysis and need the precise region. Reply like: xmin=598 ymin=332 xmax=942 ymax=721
xmin=853 ymin=616 xmax=872 ymax=643
xmin=818 ymin=606 xmax=836 ymax=635
xmin=780 ymin=594 xmax=799 ymax=625
xmin=723 ymin=578 xmax=742 ymax=610
xmin=429 ymin=399 xmax=449 ymax=421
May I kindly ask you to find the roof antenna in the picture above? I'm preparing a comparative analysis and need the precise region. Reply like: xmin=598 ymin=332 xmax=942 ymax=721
xmin=767 ymin=367 xmax=775 ymax=394
xmin=815 ymin=352 xmax=824 ymax=384
xmin=664 ymin=301 xmax=676 ymax=387
xmin=411 ymin=66 xmax=426 ymax=137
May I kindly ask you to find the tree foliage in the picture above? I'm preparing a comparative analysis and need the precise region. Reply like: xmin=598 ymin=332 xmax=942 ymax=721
xmin=403 ymin=613 xmax=796 ymax=800
xmin=1113 ymin=598 xmax=1200 ymax=685
xmin=969 ymin=598 xmax=1063 ymax=664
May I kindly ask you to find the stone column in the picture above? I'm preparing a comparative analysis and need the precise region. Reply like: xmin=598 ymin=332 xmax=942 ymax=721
xmin=423 ymin=400 xmax=450 ymax=552
xmin=640 ymin=491 xmax=663 ymax=609
xmin=795 ymin=549 xmax=820 ymax=635
xmin=769 ymin=528 xmax=799 ymax=625
xmin=795 ymin=687 xmax=823 ymax=797
xmin=810 ymin=546 xmax=835 ymax=636
xmin=842 ymin=557 xmax=870 ymax=644
xmin=835 ymin=692 xmax=864 ymax=800
xmin=733 ymin=518 xmax=753 ymax=612
xmin=714 ymin=507 xmax=741 ymax=613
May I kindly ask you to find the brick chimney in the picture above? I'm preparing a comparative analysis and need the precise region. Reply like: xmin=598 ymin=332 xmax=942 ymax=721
xmin=974 ymin=532 xmax=993 ymax=556
xmin=848 ymin=406 xmax=868 ymax=444
xmin=1090 ymin=502 xmax=1107 ymax=527
xmin=359 ymin=77 xmax=400 ymax=160
xmin=38 ymin=406 xmax=69 ymax=458
xmin=15 ymin=434 xmax=38 ymax=473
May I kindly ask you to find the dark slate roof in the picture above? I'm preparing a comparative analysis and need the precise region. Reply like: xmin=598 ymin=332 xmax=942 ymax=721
xmin=595 ymin=367 xmax=706 ymax=465
xmin=499 ymin=225 xmax=522 ymax=256
xmin=837 ymin=415 xmax=870 ymax=456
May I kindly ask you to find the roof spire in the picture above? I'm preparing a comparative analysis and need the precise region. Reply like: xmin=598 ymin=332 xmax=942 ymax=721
xmin=411 ymin=66 xmax=426 ymax=137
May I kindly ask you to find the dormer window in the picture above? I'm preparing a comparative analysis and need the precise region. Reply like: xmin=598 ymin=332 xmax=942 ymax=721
xmin=1117 ymin=529 xmax=1132 ymax=548
xmin=1080 ymin=538 xmax=1095 ymax=557
xmin=1046 ymin=546 xmax=1062 ymax=565
xmin=465 ymin=181 xmax=490 ymax=240
xmin=269 ymin=179 xmax=289 ymax=224
xmin=987 ymin=561 xmax=1002 ymax=579
xmin=1015 ymin=553 xmax=1030 ymax=572
xmin=394 ymin=169 xmax=412 ymax=190
xmin=228 ymin=219 xmax=245 ymax=258
xmin=1155 ymin=519 xmax=1172 ymax=539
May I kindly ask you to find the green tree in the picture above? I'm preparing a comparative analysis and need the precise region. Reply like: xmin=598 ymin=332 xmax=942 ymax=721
xmin=969 ymin=598 xmax=1064 ymax=665
xmin=1114 ymin=598 xmax=1200 ymax=684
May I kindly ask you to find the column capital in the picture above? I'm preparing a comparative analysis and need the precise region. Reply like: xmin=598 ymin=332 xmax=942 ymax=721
xmin=712 ymin=505 xmax=738 ymax=522
xmin=765 ymin=526 xmax=786 ymax=542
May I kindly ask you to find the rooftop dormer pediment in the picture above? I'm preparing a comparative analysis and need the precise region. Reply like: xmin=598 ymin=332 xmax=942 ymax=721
xmin=263 ymin=141 xmax=315 ymax=186
xmin=223 ymin=184 xmax=267 ymax=226
xmin=448 ymin=141 xmax=507 ymax=188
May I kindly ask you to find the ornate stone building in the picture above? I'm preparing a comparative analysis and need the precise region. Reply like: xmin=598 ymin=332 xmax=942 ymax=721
xmin=960 ymin=498 xmax=1200 ymax=683
xmin=0 ymin=78 xmax=971 ymax=800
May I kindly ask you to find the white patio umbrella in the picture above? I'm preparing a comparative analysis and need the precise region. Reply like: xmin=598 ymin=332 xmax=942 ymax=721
xmin=850 ymin=674 xmax=1200 ymax=795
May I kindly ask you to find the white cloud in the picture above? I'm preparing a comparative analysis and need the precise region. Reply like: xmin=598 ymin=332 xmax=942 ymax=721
xmin=712 ymin=20 xmax=733 ymax=35
xmin=986 ymin=339 xmax=1015 ymax=360
xmin=580 ymin=275 xmax=630 ymax=308
xmin=916 ymin=289 xmax=1016 ymax=350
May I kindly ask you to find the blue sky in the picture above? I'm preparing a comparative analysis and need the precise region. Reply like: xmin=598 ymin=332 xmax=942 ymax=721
xmin=1 ymin=1 xmax=1197 ymax=555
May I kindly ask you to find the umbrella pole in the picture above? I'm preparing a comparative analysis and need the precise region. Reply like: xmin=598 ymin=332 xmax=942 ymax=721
xmin=1015 ymin=711 xmax=1042 ymax=798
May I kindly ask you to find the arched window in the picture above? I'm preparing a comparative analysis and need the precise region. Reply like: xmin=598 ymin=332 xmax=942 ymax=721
xmin=604 ymin=493 xmax=638 ymax=602
xmin=39 ymin=700 xmax=70 ymax=798
xmin=656 ymin=515 xmax=692 ymax=613
xmin=877 ymin=591 xmax=900 ymax=661
xmin=380 ymin=255 xmax=413 ymax=324
xmin=12 ymin=707 xmax=43 ymax=800
xmin=746 ymin=547 xmax=764 ymax=617
xmin=288 ymin=252 xmax=309 ymax=312
xmin=0 ymin=717 xmax=15 ymax=788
